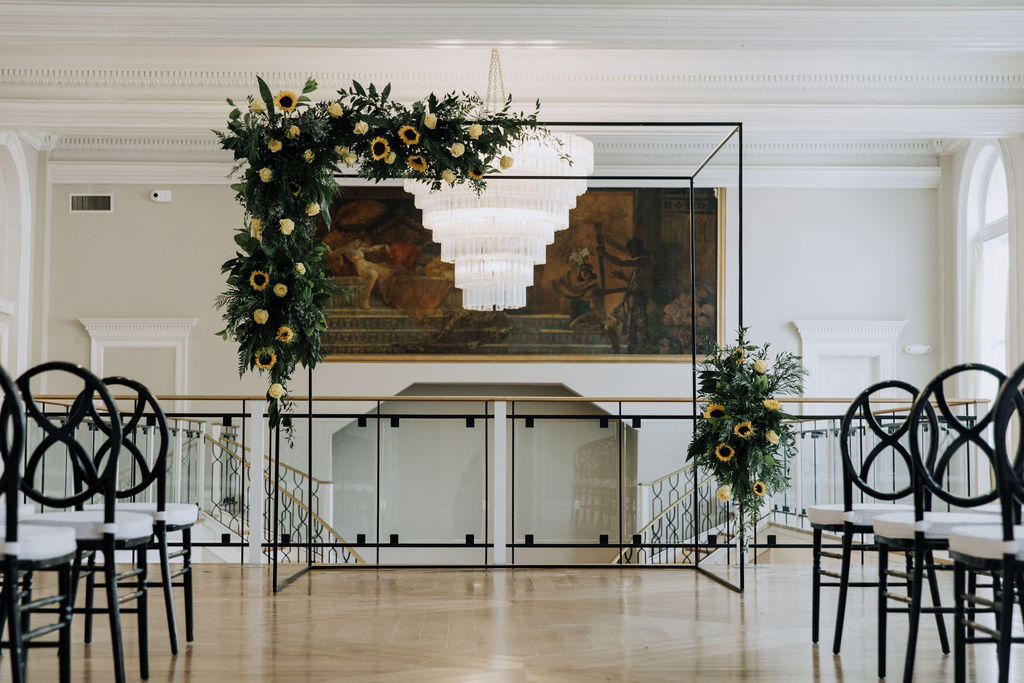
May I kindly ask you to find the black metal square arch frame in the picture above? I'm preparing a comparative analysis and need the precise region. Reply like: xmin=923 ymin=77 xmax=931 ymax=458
xmin=271 ymin=121 xmax=746 ymax=593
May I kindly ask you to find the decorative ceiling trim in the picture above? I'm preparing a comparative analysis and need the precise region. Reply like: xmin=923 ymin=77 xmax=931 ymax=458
xmin=4 ymin=66 xmax=1024 ymax=95
xmin=1 ymin=3 xmax=1023 ymax=51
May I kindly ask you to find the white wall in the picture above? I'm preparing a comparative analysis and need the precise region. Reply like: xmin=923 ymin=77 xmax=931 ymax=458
xmin=41 ymin=182 xmax=941 ymax=399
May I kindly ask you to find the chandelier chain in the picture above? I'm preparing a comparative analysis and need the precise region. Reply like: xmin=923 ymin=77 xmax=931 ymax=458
xmin=485 ymin=48 xmax=507 ymax=112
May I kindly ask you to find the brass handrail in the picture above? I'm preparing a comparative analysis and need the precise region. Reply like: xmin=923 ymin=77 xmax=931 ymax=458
xmin=32 ymin=394 xmax=991 ymax=405
xmin=638 ymin=462 xmax=694 ymax=487
xmin=203 ymin=435 xmax=364 ymax=563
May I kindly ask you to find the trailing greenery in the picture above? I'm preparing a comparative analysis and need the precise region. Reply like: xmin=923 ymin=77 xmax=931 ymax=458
xmin=214 ymin=76 xmax=546 ymax=428
xmin=686 ymin=327 xmax=807 ymax=532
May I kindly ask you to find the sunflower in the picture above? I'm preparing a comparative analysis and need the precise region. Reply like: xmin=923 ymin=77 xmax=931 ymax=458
xmin=732 ymin=347 xmax=745 ymax=363
xmin=733 ymin=421 xmax=754 ymax=439
xmin=703 ymin=403 xmax=727 ymax=420
xmin=254 ymin=349 xmax=277 ymax=370
xmin=288 ymin=180 xmax=302 ymax=196
xmin=407 ymin=155 xmax=428 ymax=173
xmin=397 ymin=125 xmax=420 ymax=146
xmin=274 ymin=90 xmax=298 ymax=112
xmin=249 ymin=270 xmax=269 ymax=291
xmin=763 ymin=398 xmax=782 ymax=411
xmin=370 ymin=137 xmax=390 ymax=160
xmin=468 ymin=167 xmax=484 ymax=179
xmin=752 ymin=481 xmax=767 ymax=496
xmin=275 ymin=325 xmax=294 ymax=343
xmin=715 ymin=443 xmax=734 ymax=462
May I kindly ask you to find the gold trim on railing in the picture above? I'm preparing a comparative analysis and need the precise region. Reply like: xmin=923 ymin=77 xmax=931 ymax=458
xmin=212 ymin=435 xmax=333 ymax=485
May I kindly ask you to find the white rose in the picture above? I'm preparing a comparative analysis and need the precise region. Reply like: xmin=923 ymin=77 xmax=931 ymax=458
xmin=327 ymin=101 xmax=344 ymax=118
xmin=499 ymin=155 xmax=514 ymax=170
xmin=467 ymin=123 xmax=483 ymax=139
xmin=303 ymin=149 xmax=314 ymax=162
xmin=258 ymin=167 xmax=273 ymax=183
xmin=354 ymin=121 xmax=369 ymax=135
xmin=441 ymin=168 xmax=456 ymax=184
xmin=305 ymin=202 xmax=320 ymax=216
xmin=250 ymin=98 xmax=266 ymax=114
xmin=273 ymin=283 xmax=288 ymax=297
xmin=279 ymin=218 xmax=295 ymax=235
xmin=295 ymin=262 xmax=306 ymax=275
xmin=753 ymin=359 xmax=768 ymax=374
xmin=449 ymin=142 xmax=465 ymax=158
xmin=253 ymin=309 xmax=269 ymax=325
xmin=424 ymin=113 xmax=437 ymax=129
xmin=343 ymin=152 xmax=358 ymax=166
xmin=384 ymin=151 xmax=396 ymax=165
xmin=268 ymin=383 xmax=286 ymax=399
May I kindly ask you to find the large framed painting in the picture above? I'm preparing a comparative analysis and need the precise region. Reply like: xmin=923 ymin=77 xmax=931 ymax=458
xmin=321 ymin=185 xmax=724 ymax=360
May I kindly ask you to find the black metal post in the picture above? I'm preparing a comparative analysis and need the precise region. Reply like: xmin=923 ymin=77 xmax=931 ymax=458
xmin=272 ymin=423 xmax=280 ymax=591
xmin=689 ymin=177 xmax=700 ymax=569
xmin=308 ymin=366 xmax=313 ymax=569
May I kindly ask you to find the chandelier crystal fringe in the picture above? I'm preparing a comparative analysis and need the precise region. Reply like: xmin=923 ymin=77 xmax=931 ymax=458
xmin=405 ymin=133 xmax=594 ymax=310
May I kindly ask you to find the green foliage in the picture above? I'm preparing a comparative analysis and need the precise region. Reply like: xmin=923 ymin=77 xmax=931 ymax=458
xmin=215 ymin=77 xmax=547 ymax=429
xmin=686 ymin=327 xmax=808 ymax=531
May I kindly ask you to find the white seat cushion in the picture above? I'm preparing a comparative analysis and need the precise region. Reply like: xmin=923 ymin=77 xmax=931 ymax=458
xmin=84 ymin=502 xmax=199 ymax=526
xmin=873 ymin=511 xmax=1001 ymax=541
xmin=949 ymin=525 xmax=1024 ymax=561
xmin=3 ymin=524 xmax=77 ymax=562
xmin=21 ymin=510 xmax=153 ymax=541
xmin=0 ymin=503 xmax=41 ymax=521
xmin=807 ymin=503 xmax=914 ymax=526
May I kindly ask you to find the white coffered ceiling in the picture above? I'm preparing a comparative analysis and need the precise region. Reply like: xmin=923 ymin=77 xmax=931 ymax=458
xmin=3 ymin=1 xmax=1023 ymax=185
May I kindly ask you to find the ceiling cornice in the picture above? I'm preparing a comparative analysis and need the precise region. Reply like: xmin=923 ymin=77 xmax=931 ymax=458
xmin=4 ymin=66 xmax=1023 ymax=96
xmin=2 ymin=2 xmax=1023 ymax=51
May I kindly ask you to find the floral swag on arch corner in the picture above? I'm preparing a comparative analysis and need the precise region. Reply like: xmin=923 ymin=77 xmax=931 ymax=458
xmin=215 ymin=77 xmax=555 ymax=428
xmin=686 ymin=327 xmax=807 ymax=542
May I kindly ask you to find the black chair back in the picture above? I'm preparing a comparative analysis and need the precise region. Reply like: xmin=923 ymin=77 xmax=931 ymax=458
xmin=840 ymin=380 xmax=925 ymax=511
xmin=104 ymin=377 xmax=169 ymax=511
xmin=16 ymin=362 xmax=122 ymax=521
xmin=909 ymin=363 xmax=1005 ymax=518
xmin=0 ymin=364 xmax=26 ymax=548
xmin=991 ymin=360 xmax=1024 ymax=539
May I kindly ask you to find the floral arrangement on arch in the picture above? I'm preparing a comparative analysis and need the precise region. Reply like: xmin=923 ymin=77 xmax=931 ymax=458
xmin=686 ymin=327 xmax=807 ymax=530
xmin=214 ymin=77 xmax=548 ymax=427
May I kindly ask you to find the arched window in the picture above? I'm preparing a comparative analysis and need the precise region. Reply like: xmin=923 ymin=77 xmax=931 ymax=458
xmin=966 ymin=145 xmax=1010 ymax=372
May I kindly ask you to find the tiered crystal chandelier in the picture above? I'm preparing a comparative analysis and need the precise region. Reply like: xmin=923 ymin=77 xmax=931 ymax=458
xmin=404 ymin=51 xmax=594 ymax=311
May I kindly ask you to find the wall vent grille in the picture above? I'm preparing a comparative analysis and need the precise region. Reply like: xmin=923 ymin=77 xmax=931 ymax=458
xmin=69 ymin=194 xmax=112 ymax=212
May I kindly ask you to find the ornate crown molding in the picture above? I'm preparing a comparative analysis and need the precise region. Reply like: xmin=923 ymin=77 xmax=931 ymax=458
xmin=3 ymin=66 xmax=1024 ymax=96
xmin=79 ymin=317 xmax=198 ymax=340
xmin=793 ymin=320 xmax=908 ymax=341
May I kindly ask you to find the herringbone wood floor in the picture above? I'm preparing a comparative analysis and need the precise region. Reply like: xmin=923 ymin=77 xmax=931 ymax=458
xmin=19 ymin=562 xmax=1022 ymax=681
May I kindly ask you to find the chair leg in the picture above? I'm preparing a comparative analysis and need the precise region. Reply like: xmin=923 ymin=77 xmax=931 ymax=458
xmin=997 ymin=559 xmax=1016 ymax=683
xmin=954 ymin=560 xmax=966 ymax=683
xmin=58 ymin=562 xmax=72 ymax=683
xmin=967 ymin=570 xmax=977 ymax=639
xmin=812 ymin=527 xmax=822 ymax=644
xmin=183 ymin=527 xmax=194 ymax=642
xmin=832 ymin=527 xmax=853 ymax=654
xmin=925 ymin=549 xmax=950 ymax=654
xmin=84 ymin=550 xmax=96 ymax=643
xmin=902 ymin=539 xmax=926 ymax=683
xmin=878 ymin=541 xmax=889 ymax=680
xmin=136 ymin=544 xmax=149 ymax=680
xmin=101 ymin=540 xmax=127 ymax=683
xmin=157 ymin=523 xmax=179 ymax=655
xmin=4 ymin=563 xmax=25 ymax=683
xmin=19 ymin=570 xmax=32 ymax=635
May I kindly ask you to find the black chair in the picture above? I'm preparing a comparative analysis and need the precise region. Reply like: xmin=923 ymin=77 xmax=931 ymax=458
xmin=82 ymin=377 xmax=199 ymax=655
xmin=948 ymin=361 xmax=1024 ymax=683
xmin=808 ymin=380 xmax=918 ymax=653
xmin=0 ymin=363 xmax=77 ymax=683
xmin=16 ymin=362 xmax=153 ymax=683
xmin=874 ymin=363 xmax=1005 ymax=682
